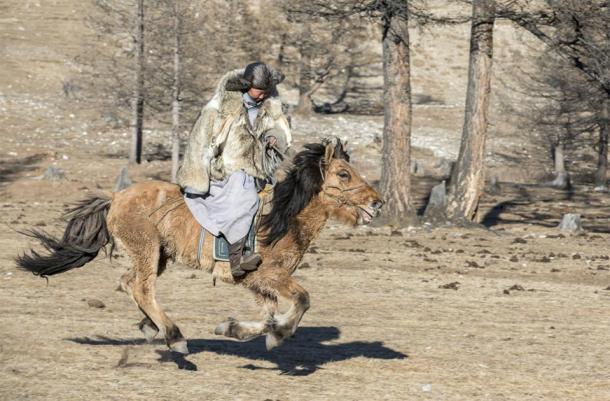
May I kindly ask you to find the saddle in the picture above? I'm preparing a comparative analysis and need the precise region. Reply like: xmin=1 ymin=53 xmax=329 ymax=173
xmin=196 ymin=185 xmax=273 ymax=263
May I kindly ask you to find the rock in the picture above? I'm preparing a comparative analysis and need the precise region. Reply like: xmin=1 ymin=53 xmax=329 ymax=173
xmin=558 ymin=214 xmax=582 ymax=232
xmin=410 ymin=160 xmax=422 ymax=176
xmin=488 ymin=176 xmax=501 ymax=194
xmin=114 ymin=167 xmax=132 ymax=192
xmin=439 ymin=281 xmax=460 ymax=290
xmin=433 ymin=158 xmax=454 ymax=178
xmin=87 ymin=299 xmax=105 ymax=309
xmin=465 ymin=260 xmax=484 ymax=268
xmin=424 ymin=181 xmax=447 ymax=222
xmin=42 ymin=166 xmax=65 ymax=181
xmin=512 ymin=237 xmax=527 ymax=244
xmin=508 ymin=284 xmax=525 ymax=291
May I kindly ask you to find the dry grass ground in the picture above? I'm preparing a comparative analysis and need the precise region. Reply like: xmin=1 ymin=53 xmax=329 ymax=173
xmin=1 ymin=2 xmax=609 ymax=400
xmin=1 ymin=170 xmax=609 ymax=401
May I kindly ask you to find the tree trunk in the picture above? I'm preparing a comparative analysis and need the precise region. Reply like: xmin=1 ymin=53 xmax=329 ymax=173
xmin=446 ymin=0 xmax=495 ymax=222
xmin=129 ymin=0 xmax=145 ymax=164
xmin=549 ymin=135 xmax=570 ymax=189
xmin=170 ymin=1 xmax=181 ymax=184
xmin=594 ymin=97 xmax=609 ymax=189
xmin=295 ymin=24 xmax=314 ymax=116
xmin=379 ymin=5 xmax=413 ymax=222
xmin=554 ymin=141 xmax=566 ymax=174
xmin=278 ymin=32 xmax=287 ymax=67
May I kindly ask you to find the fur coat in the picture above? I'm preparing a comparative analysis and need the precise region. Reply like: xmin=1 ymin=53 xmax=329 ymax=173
xmin=178 ymin=69 xmax=292 ymax=194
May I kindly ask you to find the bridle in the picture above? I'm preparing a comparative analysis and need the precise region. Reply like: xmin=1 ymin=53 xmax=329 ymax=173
xmin=318 ymin=157 xmax=368 ymax=207
xmin=322 ymin=184 xmax=368 ymax=207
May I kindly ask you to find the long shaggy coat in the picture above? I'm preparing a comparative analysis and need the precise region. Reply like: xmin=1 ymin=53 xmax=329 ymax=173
xmin=178 ymin=69 xmax=292 ymax=194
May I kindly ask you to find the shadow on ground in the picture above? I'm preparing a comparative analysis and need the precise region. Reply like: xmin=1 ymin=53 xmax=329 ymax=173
xmin=68 ymin=326 xmax=407 ymax=375
xmin=479 ymin=183 xmax=610 ymax=233
xmin=0 ymin=154 xmax=47 ymax=186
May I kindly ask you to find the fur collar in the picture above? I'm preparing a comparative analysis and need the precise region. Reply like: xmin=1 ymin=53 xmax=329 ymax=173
xmin=212 ymin=69 xmax=283 ymax=120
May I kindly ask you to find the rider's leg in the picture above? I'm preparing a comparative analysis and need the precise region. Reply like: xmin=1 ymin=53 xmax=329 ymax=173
xmin=228 ymin=235 xmax=261 ymax=277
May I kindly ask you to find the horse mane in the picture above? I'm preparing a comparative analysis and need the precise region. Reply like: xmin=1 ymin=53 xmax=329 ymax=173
xmin=260 ymin=141 xmax=350 ymax=247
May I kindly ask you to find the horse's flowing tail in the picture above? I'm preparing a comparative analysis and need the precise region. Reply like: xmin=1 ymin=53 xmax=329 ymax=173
xmin=16 ymin=193 xmax=114 ymax=277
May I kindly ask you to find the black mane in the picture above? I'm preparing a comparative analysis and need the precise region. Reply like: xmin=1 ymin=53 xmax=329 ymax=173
xmin=260 ymin=141 xmax=349 ymax=247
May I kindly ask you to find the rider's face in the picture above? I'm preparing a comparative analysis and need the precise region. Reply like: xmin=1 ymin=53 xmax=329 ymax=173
xmin=247 ymin=87 xmax=266 ymax=102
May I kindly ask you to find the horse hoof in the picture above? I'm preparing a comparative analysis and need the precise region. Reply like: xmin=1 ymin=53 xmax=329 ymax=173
xmin=141 ymin=324 xmax=159 ymax=343
xmin=138 ymin=320 xmax=159 ymax=343
xmin=214 ymin=318 xmax=236 ymax=337
xmin=168 ymin=339 xmax=189 ymax=355
xmin=265 ymin=331 xmax=283 ymax=351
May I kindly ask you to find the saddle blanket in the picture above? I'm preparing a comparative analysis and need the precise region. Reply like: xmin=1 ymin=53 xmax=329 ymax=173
xmin=196 ymin=184 xmax=272 ymax=262
xmin=201 ymin=220 xmax=257 ymax=262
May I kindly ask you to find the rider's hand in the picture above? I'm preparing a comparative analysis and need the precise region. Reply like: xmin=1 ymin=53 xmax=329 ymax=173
xmin=266 ymin=136 xmax=278 ymax=147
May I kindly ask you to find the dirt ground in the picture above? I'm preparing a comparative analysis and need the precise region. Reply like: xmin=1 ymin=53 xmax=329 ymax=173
xmin=1 ymin=129 xmax=610 ymax=401
xmin=1 ymin=3 xmax=609 ymax=399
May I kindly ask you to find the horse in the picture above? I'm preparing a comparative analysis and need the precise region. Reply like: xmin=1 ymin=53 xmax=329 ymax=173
xmin=16 ymin=139 xmax=383 ymax=355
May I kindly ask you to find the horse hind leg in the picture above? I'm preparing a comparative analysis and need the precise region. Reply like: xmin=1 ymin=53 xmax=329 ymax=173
xmin=132 ymin=248 xmax=188 ymax=353
xmin=113 ymin=218 xmax=187 ymax=353
xmin=119 ymin=269 xmax=160 ymax=342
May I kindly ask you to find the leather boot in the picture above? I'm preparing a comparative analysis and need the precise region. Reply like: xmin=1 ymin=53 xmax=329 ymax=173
xmin=228 ymin=237 xmax=261 ymax=277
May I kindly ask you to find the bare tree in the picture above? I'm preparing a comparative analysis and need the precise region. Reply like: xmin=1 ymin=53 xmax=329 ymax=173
xmin=291 ymin=1 xmax=432 ymax=223
xmin=378 ymin=2 xmax=414 ymax=222
xmin=280 ymin=2 xmax=373 ymax=115
xmin=500 ymin=0 xmax=610 ymax=188
xmin=79 ymin=0 xmax=149 ymax=162
xmin=445 ymin=0 xmax=496 ymax=222
xmin=130 ymin=0 xmax=145 ymax=164
xmin=170 ymin=0 xmax=182 ymax=183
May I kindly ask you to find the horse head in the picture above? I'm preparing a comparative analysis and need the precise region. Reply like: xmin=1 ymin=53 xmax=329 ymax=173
xmin=319 ymin=138 xmax=383 ymax=226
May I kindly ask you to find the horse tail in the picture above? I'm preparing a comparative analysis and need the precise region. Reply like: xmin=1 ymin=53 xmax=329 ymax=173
xmin=16 ymin=193 xmax=114 ymax=277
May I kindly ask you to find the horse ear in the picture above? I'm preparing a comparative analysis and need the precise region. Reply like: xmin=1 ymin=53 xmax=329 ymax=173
xmin=324 ymin=143 xmax=335 ymax=166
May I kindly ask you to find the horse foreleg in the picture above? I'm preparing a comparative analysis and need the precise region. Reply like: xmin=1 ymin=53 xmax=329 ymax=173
xmin=214 ymin=292 xmax=278 ymax=341
xmin=264 ymin=277 xmax=310 ymax=350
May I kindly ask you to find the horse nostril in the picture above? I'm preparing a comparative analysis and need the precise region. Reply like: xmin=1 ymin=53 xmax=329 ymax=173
xmin=371 ymin=200 xmax=383 ymax=210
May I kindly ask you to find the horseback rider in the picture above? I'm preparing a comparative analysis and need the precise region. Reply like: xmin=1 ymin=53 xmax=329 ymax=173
xmin=178 ymin=62 xmax=292 ymax=277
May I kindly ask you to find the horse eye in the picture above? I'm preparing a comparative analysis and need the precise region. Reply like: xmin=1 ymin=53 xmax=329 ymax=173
xmin=338 ymin=170 xmax=350 ymax=180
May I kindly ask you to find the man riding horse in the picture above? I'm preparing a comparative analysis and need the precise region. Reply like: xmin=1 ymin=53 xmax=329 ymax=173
xmin=178 ymin=62 xmax=292 ymax=278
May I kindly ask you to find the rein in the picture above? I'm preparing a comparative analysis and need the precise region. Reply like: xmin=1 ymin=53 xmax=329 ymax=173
xmin=321 ymin=184 xmax=367 ymax=207
xmin=318 ymin=158 xmax=367 ymax=207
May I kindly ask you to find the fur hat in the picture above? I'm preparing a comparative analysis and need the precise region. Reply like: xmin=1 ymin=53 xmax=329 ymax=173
xmin=225 ymin=62 xmax=285 ymax=92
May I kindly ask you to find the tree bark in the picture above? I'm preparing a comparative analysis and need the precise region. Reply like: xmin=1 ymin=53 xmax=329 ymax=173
xmin=550 ymin=139 xmax=569 ymax=189
xmin=170 ymin=1 xmax=181 ymax=183
xmin=379 ymin=4 xmax=413 ymax=222
xmin=446 ymin=0 xmax=495 ymax=222
xmin=594 ymin=97 xmax=609 ymax=189
xmin=129 ymin=0 xmax=145 ymax=164
xmin=295 ymin=24 xmax=314 ymax=116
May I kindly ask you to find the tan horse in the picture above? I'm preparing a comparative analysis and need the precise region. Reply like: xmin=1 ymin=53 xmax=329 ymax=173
xmin=17 ymin=140 xmax=383 ymax=354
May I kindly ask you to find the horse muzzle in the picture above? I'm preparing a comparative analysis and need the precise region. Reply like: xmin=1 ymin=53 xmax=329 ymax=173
xmin=357 ymin=200 xmax=383 ymax=225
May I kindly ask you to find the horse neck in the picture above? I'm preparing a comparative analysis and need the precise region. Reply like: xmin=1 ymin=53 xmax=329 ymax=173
xmin=292 ymin=195 xmax=329 ymax=250
xmin=261 ymin=194 xmax=329 ymax=262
